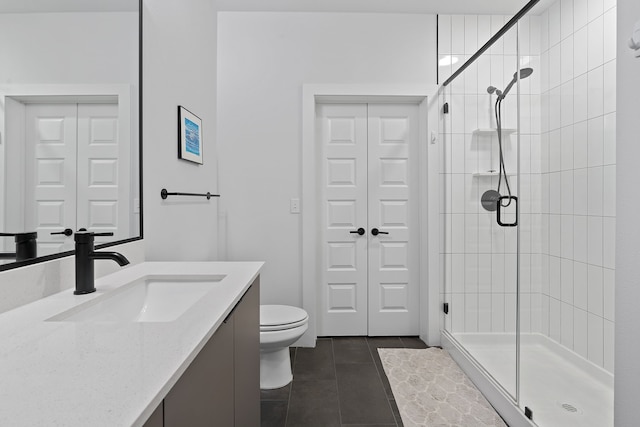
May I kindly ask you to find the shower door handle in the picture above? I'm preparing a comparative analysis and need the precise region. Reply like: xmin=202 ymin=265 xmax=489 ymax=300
xmin=496 ymin=195 xmax=518 ymax=227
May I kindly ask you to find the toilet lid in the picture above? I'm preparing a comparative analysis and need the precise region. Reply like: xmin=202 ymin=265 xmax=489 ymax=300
xmin=260 ymin=305 xmax=308 ymax=331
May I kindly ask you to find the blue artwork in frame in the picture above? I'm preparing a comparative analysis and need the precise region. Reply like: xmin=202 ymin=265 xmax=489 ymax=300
xmin=178 ymin=106 xmax=203 ymax=164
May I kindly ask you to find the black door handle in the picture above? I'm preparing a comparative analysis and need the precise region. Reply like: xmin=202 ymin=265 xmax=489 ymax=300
xmin=371 ymin=228 xmax=389 ymax=236
xmin=51 ymin=228 xmax=73 ymax=237
xmin=350 ymin=228 xmax=365 ymax=236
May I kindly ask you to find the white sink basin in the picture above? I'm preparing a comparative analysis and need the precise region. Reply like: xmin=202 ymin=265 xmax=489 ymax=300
xmin=48 ymin=275 xmax=226 ymax=323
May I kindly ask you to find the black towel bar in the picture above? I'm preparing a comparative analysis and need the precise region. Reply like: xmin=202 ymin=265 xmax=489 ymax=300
xmin=160 ymin=188 xmax=220 ymax=200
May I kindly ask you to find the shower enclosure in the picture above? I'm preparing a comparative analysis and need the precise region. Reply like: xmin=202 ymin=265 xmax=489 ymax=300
xmin=438 ymin=0 xmax=616 ymax=426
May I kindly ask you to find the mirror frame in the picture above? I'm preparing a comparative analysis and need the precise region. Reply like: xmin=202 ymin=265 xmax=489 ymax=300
xmin=0 ymin=0 xmax=143 ymax=272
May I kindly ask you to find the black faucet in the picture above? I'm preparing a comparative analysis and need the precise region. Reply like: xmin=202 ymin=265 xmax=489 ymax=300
xmin=74 ymin=230 xmax=130 ymax=295
xmin=0 ymin=232 xmax=38 ymax=261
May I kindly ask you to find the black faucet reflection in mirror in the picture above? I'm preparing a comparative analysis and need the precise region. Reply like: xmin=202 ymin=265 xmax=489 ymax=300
xmin=0 ymin=232 xmax=38 ymax=261
xmin=74 ymin=230 xmax=130 ymax=295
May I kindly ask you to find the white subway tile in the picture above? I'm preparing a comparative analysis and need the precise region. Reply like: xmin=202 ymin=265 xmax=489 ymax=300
xmin=603 ymin=267 xmax=615 ymax=321
xmin=573 ymin=73 xmax=589 ymax=123
xmin=574 ymin=0 xmax=589 ymax=30
xmin=540 ymin=10 xmax=550 ymax=52
xmin=561 ymin=125 xmax=574 ymax=170
xmin=549 ymin=1 xmax=562 ymax=47
xmin=531 ymin=16 xmax=541 ymax=55
xmin=560 ymin=37 xmax=573 ymax=83
xmin=520 ymin=16 xmax=531 ymax=56
xmin=561 ymin=258 xmax=575 ymax=303
xmin=603 ymin=165 xmax=616 ymax=217
xmin=531 ymin=293 xmax=542 ymax=333
xmin=451 ymin=15 xmax=465 ymax=54
xmin=561 ymin=0 xmax=575 ymax=40
xmin=588 ymin=116 xmax=604 ymax=167
xmin=574 ymin=121 xmax=589 ymax=169
xmin=521 ymin=252 xmax=532 ymax=292
xmin=477 ymin=15 xmax=492 ymax=48
xmin=604 ymin=319 xmax=614 ymax=373
xmin=478 ymin=212 xmax=493 ymax=254
xmin=478 ymin=254 xmax=492 ymax=293
xmin=465 ymin=213 xmax=479 ymax=253
xmin=550 ymin=129 xmax=562 ymax=172
xmin=587 ymin=216 xmax=604 ymax=266
xmin=603 ymin=60 xmax=616 ymax=114
xmin=492 ymin=293 xmax=505 ymax=332
xmin=465 ymin=253 xmax=479 ymax=294
xmin=602 ymin=0 xmax=615 ymax=11
xmin=504 ymin=21 xmax=517 ymax=55
xmin=550 ymin=255 xmax=561 ymax=299
xmin=603 ymin=112 xmax=616 ymax=165
xmin=574 ymin=216 xmax=589 ymax=263
xmin=439 ymin=15 xmax=452 ymax=55
xmin=541 ymin=253 xmax=551 ymax=295
xmin=603 ymin=217 xmax=615 ymax=269
xmin=561 ymin=81 xmax=575 ymax=128
xmin=588 ymin=0 xmax=604 ymax=23
xmin=574 ymin=308 xmax=589 ymax=358
xmin=561 ymin=170 xmax=575 ymax=215
xmin=541 ymin=295 xmax=551 ymax=336
xmin=452 ymin=293 xmax=465 ymax=332
xmin=478 ymin=293 xmax=492 ymax=333
xmin=521 ymin=293 xmax=532 ymax=333
xmin=588 ymin=15 xmax=605 ymax=70
xmin=492 ymin=253 xmax=505 ymax=293
xmin=451 ymin=172 xmax=466 ymax=213
xmin=452 ymin=213 xmax=465 ymax=253
xmin=587 ymin=166 xmax=604 ymax=216
xmin=587 ymin=66 xmax=604 ymax=119
xmin=541 ymin=132 xmax=550 ymax=174
xmin=490 ymin=15 xmax=505 ymax=55
xmin=550 ymin=172 xmax=562 ymax=215
xmin=505 ymin=293 xmax=517 ymax=333
xmin=561 ymin=302 xmax=574 ymax=348
xmin=588 ymin=313 xmax=604 ymax=366
xmin=561 ymin=214 xmax=575 ymax=258
xmin=588 ymin=264 xmax=604 ymax=315
xmin=603 ymin=7 xmax=616 ymax=63
xmin=573 ymin=26 xmax=589 ymax=77
xmin=531 ymin=133 xmax=542 ymax=174
xmin=505 ymin=254 xmax=518 ymax=292
xmin=451 ymin=253 xmax=465 ymax=293
xmin=574 ymin=261 xmax=589 ymax=310
xmin=464 ymin=15 xmax=478 ymax=55
xmin=573 ymin=168 xmax=589 ymax=215
xmin=549 ymin=43 xmax=562 ymax=89
xmin=464 ymin=94 xmax=478 ymax=132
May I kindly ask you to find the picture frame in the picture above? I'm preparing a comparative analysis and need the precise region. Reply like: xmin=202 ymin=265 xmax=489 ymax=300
xmin=178 ymin=105 xmax=203 ymax=164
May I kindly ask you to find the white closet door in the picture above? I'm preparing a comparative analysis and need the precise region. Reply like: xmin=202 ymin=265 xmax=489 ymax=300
xmin=318 ymin=104 xmax=369 ymax=336
xmin=77 ymin=103 xmax=128 ymax=244
xmin=25 ymin=104 xmax=78 ymax=255
xmin=367 ymin=104 xmax=420 ymax=336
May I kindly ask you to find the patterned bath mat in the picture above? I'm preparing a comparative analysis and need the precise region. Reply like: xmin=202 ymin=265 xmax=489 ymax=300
xmin=378 ymin=348 xmax=507 ymax=427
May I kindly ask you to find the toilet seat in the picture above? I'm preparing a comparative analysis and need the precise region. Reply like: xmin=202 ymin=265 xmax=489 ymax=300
xmin=260 ymin=305 xmax=308 ymax=332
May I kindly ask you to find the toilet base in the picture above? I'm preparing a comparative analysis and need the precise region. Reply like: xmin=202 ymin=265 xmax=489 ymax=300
xmin=260 ymin=347 xmax=293 ymax=389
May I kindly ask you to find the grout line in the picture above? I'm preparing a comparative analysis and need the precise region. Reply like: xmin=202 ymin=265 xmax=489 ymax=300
xmin=330 ymin=338 xmax=344 ymax=427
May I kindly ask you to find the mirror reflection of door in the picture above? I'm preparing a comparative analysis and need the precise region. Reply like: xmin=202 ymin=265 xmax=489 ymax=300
xmin=23 ymin=102 xmax=129 ymax=256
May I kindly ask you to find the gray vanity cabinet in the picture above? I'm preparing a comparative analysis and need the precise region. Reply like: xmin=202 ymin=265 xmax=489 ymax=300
xmin=144 ymin=278 xmax=260 ymax=427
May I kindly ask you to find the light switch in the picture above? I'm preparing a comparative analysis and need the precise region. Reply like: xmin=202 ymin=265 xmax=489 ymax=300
xmin=290 ymin=198 xmax=301 ymax=214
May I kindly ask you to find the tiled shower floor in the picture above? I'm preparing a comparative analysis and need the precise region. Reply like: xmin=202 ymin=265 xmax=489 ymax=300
xmin=260 ymin=336 xmax=428 ymax=427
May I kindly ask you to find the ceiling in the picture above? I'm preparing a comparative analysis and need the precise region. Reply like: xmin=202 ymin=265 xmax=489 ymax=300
xmin=216 ymin=0 xmax=555 ymax=15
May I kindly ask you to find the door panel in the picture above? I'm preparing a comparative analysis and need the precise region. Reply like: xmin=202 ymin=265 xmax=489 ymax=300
xmin=25 ymin=104 xmax=77 ymax=255
xmin=318 ymin=104 xmax=368 ymax=336
xmin=318 ymin=103 xmax=420 ymax=337
xmin=77 ymin=103 xmax=129 ymax=244
xmin=367 ymin=104 xmax=420 ymax=336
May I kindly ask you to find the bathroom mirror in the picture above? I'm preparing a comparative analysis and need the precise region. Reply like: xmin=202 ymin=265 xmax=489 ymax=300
xmin=0 ymin=0 xmax=142 ymax=270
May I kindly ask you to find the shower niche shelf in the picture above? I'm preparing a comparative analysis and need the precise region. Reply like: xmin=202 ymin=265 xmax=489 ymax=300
xmin=472 ymin=171 xmax=517 ymax=177
xmin=472 ymin=128 xmax=517 ymax=136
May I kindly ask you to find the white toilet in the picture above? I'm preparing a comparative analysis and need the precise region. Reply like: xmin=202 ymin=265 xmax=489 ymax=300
xmin=259 ymin=304 xmax=309 ymax=389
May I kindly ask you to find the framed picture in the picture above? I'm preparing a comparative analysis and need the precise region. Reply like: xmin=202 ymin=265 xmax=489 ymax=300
xmin=178 ymin=106 xmax=203 ymax=164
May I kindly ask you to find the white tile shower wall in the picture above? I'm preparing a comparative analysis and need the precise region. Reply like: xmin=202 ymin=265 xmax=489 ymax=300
xmin=539 ymin=0 xmax=616 ymax=373
xmin=439 ymin=14 xmax=542 ymax=336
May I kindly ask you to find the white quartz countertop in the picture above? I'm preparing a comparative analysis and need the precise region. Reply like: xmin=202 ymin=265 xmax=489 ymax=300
xmin=0 ymin=261 xmax=263 ymax=426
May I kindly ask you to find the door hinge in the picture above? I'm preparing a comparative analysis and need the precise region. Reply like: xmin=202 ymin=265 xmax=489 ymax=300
xmin=443 ymin=302 xmax=449 ymax=314
xmin=525 ymin=406 xmax=533 ymax=420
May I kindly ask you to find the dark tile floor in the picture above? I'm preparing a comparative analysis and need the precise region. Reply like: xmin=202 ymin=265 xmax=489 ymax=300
xmin=260 ymin=336 xmax=429 ymax=427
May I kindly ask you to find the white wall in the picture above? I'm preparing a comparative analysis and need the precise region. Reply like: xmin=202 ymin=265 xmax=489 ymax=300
xmin=614 ymin=0 xmax=640 ymax=424
xmin=0 ymin=12 xmax=137 ymax=84
xmin=217 ymin=12 xmax=437 ymax=306
xmin=142 ymin=0 xmax=219 ymax=261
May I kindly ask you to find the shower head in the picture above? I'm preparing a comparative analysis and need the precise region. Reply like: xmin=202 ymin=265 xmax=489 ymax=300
xmin=487 ymin=86 xmax=498 ymax=94
xmin=499 ymin=67 xmax=534 ymax=100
